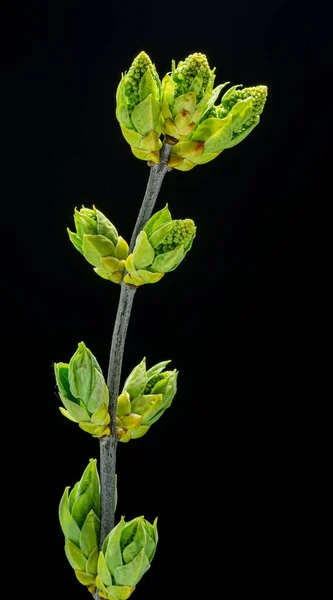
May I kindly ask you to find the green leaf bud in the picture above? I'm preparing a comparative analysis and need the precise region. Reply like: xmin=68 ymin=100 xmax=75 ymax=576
xmin=54 ymin=343 xmax=110 ymax=438
xmin=67 ymin=205 xmax=129 ymax=284
xmin=96 ymin=516 xmax=157 ymax=598
xmin=68 ymin=342 xmax=102 ymax=405
xmin=59 ymin=460 xmax=101 ymax=593
xmin=74 ymin=208 xmax=98 ymax=238
xmin=59 ymin=462 xmax=118 ymax=593
xmin=124 ymin=206 xmax=196 ymax=287
xmin=116 ymin=359 xmax=178 ymax=440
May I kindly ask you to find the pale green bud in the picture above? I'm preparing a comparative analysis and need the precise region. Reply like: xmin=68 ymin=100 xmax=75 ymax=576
xmin=59 ymin=459 xmax=101 ymax=591
xmin=67 ymin=205 xmax=129 ymax=284
xmin=116 ymin=358 xmax=178 ymax=441
xmin=59 ymin=464 xmax=118 ymax=593
xmin=54 ymin=342 xmax=110 ymax=438
xmin=96 ymin=516 xmax=158 ymax=599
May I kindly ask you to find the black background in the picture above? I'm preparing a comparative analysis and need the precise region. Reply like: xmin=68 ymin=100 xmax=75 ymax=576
xmin=4 ymin=0 xmax=326 ymax=598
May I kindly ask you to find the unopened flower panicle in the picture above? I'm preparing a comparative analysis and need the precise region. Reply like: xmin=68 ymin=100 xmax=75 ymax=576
xmin=221 ymin=85 xmax=268 ymax=125
xmin=161 ymin=52 xmax=226 ymax=143
xmin=116 ymin=51 xmax=164 ymax=164
xmin=168 ymin=77 xmax=268 ymax=170
xmin=124 ymin=205 xmax=196 ymax=287
xmin=173 ymin=53 xmax=213 ymax=100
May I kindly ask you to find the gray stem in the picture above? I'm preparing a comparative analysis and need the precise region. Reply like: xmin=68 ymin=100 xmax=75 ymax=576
xmin=97 ymin=141 xmax=173 ymax=565
xmin=99 ymin=283 xmax=136 ymax=549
